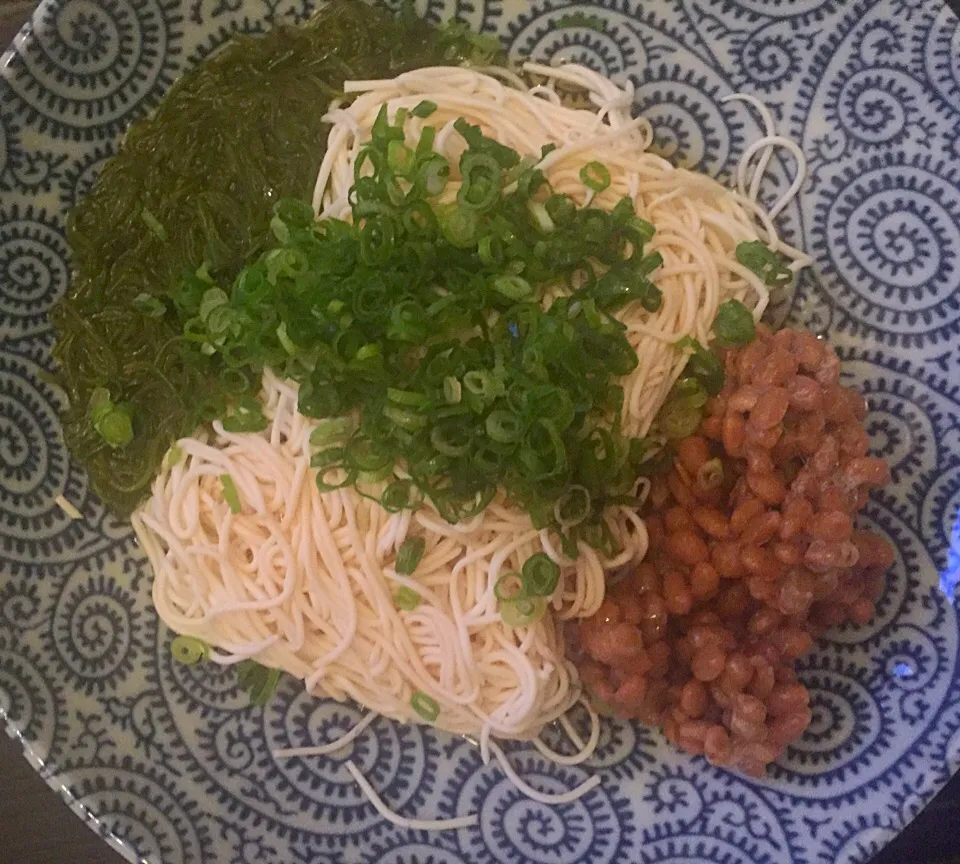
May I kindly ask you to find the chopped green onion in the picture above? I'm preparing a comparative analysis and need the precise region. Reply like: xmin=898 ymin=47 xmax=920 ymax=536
xmin=675 ymin=337 xmax=725 ymax=396
xmin=396 ymin=536 xmax=426 ymax=575
xmin=411 ymin=99 xmax=437 ymax=118
xmin=315 ymin=464 xmax=357 ymax=493
xmin=697 ymin=457 xmax=725 ymax=491
xmin=170 ymin=635 xmax=208 ymax=665
xmin=555 ymin=485 xmax=590 ymax=529
xmin=492 ymin=275 xmax=534 ymax=300
xmin=162 ymin=444 xmax=184 ymax=470
xmin=437 ymin=203 xmax=479 ymax=247
xmin=140 ymin=207 xmax=168 ymax=240
xmin=712 ymin=299 xmax=756 ymax=347
xmin=276 ymin=321 xmax=297 ymax=355
xmin=345 ymin=434 xmax=391 ymax=472
xmin=387 ymin=141 xmax=415 ymax=176
xmin=88 ymin=388 xmax=134 ymax=449
xmin=222 ymin=396 xmax=267 ymax=433
xmin=387 ymin=388 xmax=428 ymax=407
xmin=382 ymin=479 xmax=418 ymax=512
xmin=462 ymin=370 xmax=503 ymax=401
xmin=418 ymin=155 xmax=450 ymax=196
xmin=431 ymin=421 xmax=472 ymax=456
xmin=459 ymin=152 xmax=501 ymax=212
xmin=395 ymin=586 xmax=422 ymax=610
xmin=132 ymin=292 xmax=166 ymax=318
xmin=94 ymin=404 xmax=134 ymax=449
xmin=735 ymin=240 xmax=793 ymax=287
xmin=580 ymin=161 xmax=611 ymax=193
xmin=310 ymin=417 xmax=354 ymax=445
xmin=411 ymin=690 xmax=440 ymax=723
xmin=236 ymin=660 xmax=281 ymax=707
xmin=629 ymin=216 xmax=656 ymax=242
xmin=658 ymin=387 xmax=704 ymax=440
xmin=163 ymin=117 xmax=680 ymax=554
xmin=311 ymin=445 xmax=345 ymax=469
xmin=443 ymin=376 xmax=462 ymax=405
xmin=358 ymin=465 xmax=393 ymax=483
xmin=522 ymin=552 xmax=561 ymax=597
xmin=383 ymin=403 xmax=429 ymax=432
xmin=486 ymin=410 xmax=522 ymax=443
xmin=453 ymin=118 xmax=519 ymax=169
xmin=220 ymin=474 xmax=242 ymax=514
xmin=500 ymin=596 xmax=546 ymax=628
xmin=494 ymin=571 xmax=527 ymax=602
xmin=527 ymin=201 xmax=555 ymax=233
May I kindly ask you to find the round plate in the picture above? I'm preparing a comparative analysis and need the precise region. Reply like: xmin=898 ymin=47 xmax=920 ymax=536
xmin=2 ymin=2 xmax=959 ymax=862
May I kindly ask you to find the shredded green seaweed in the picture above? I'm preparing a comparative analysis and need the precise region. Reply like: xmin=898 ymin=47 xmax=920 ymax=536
xmin=52 ymin=1 xmax=495 ymax=515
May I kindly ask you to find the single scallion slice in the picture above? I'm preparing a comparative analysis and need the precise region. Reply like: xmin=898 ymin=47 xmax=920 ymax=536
xmin=236 ymin=660 xmax=281 ymax=707
xmin=579 ymin=161 xmax=611 ymax=193
xmin=494 ymin=571 xmax=526 ymax=602
xmin=411 ymin=99 xmax=437 ymax=118
xmin=712 ymin=298 xmax=756 ymax=347
xmin=443 ymin=376 xmax=462 ymax=405
xmin=310 ymin=417 xmax=354 ymax=445
xmin=220 ymin=474 xmax=242 ymax=514
xmin=132 ymin=292 xmax=166 ymax=318
xmin=411 ymin=690 xmax=440 ymax=723
xmin=697 ymin=457 xmax=725 ymax=491
xmin=500 ymin=596 xmax=545 ymax=628
xmin=170 ymin=635 xmax=209 ymax=665
xmin=140 ymin=207 xmax=168 ymax=240
xmin=522 ymin=552 xmax=560 ymax=597
xmin=735 ymin=240 xmax=793 ymax=287
xmin=382 ymin=480 xmax=417 ymax=513
xmin=395 ymin=586 xmax=422 ymax=610
xmin=396 ymin=536 xmax=426 ymax=575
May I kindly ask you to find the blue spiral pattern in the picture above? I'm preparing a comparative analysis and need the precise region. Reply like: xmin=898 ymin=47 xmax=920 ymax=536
xmin=0 ymin=2 xmax=959 ymax=863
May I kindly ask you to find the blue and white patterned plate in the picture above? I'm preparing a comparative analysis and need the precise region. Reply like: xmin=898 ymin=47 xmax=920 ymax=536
xmin=1 ymin=1 xmax=959 ymax=862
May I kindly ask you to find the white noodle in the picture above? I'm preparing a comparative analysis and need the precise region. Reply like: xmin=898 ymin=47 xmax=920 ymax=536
xmin=488 ymin=741 xmax=602 ymax=804
xmin=55 ymin=495 xmax=83 ymax=520
xmin=344 ymin=760 xmax=479 ymax=830
xmin=272 ymin=711 xmax=378 ymax=758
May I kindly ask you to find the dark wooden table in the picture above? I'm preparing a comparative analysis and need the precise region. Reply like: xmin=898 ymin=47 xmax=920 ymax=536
xmin=2 ymin=0 xmax=960 ymax=861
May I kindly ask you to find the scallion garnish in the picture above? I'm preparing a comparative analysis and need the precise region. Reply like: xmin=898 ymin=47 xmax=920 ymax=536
xmin=494 ymin=571 xmax=526 ymax=603
xmin=500 ymin=596 xmax=545 ymax=628
xmin=712 ymin=298 xmax=756 ymax=347
xmin=310 ymin=417 xmax=354 ymax=445
xmin=170 ymin=635 xmax=209 ymax=665
xmin=580 ymin=161 xmax=611 ymax=193
xmin=396 ymin=536 xmax=426 ymax=575
xmin=88 ymin=387 xmax=134 ymax=449
xmin=411 ymin=99 xmax=437 ymax=118
xmin=675 ymin=337 xmax=725 ymax=396
xmin=140 ymin=207 xmax=167 ymax=240
xmin=236 ymin=660 xmax=281 ymax=707
xmin=736 ymin=240 xmax=793 ymax=287
xmin=522 ymin=553 xmax=561 ymax=597
xmin=411 ymin=690 xmax=440 ymax=723
xmin=381 ymin=479 xmax=418 ymax=513
xmin=395 ymin=586 xmax=422 ymax=610
xmin=220 ymin=474 xmax=242 ymax=514
xmin=170 ymin=113 xmax=667 ymax=553
xmin=132 ymin=292 xmax=166 ymax=318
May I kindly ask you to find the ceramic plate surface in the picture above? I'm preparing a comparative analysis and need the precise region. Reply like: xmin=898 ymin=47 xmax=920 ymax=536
xmin=1 ymin=2 xmax=959 ymax=862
